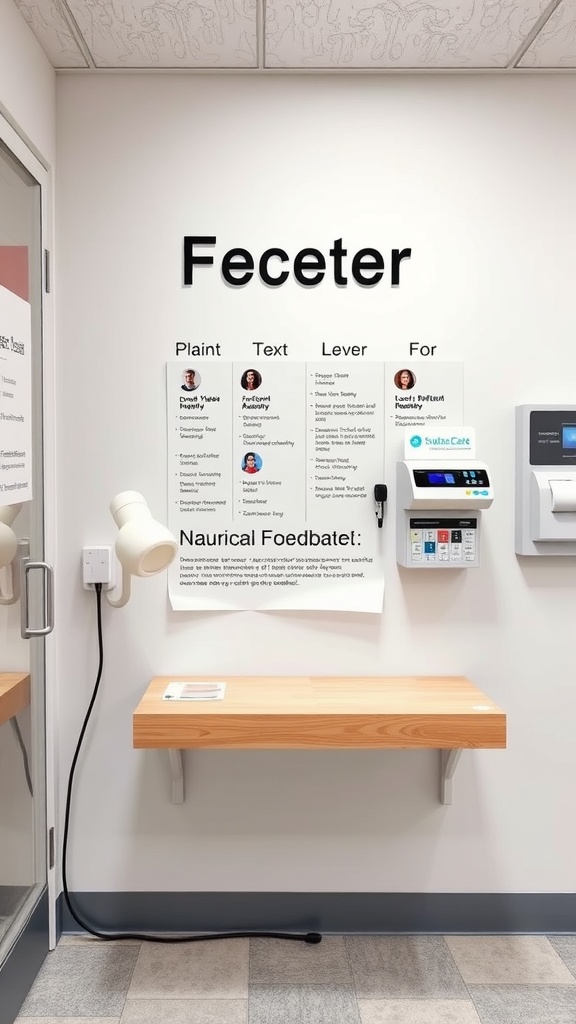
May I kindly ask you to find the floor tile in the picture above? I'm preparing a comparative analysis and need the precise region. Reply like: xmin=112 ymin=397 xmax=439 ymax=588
xmin=345 ymin=936 xmax=468 ymax=999
xmin=127 ymin=939 xmax=249 ymax=999
xmin=469 ymin=984 xmax=576 ymax=1023
xmin=121 ymin=999 xmax=247 ymax=1023
xmin=249 ymin=936 xmax=352 ymax=984
xmin=18 ymin=947 xmax=139 ymax=1017
xmin=249 ymin=984 xmax=361 ymax=1024
xmin=445 ymin=936 xmax=575 ymax=985
xmin=549 ymin=936 xmax=576 ymax=978
xmin=358 ymin=1000 xmax=481 ymax=1023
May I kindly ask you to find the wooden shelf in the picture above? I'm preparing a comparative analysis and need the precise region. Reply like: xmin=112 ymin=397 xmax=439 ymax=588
xmin=0 ymin=672 xmax=30 ymax=729
xmin=134 ymin=676 xmax=506 ymax=805
xmin=134 ymin=675 xmax=506 ymax=750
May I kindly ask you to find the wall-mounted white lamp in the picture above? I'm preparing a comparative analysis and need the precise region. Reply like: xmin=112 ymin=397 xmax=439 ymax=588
xmin=0 ymin=504 xmax=22 ymax=606
xmin=107 ymin=491 xmax=177 ymax=608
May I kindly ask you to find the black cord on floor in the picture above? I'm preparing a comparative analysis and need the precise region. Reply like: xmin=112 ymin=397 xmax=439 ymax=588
xmin=61 ymin=583 xmax=321 ymax=945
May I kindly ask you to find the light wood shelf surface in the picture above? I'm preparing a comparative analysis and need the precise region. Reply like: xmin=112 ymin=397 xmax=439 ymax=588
xmin=0 ymin=672 xmax=30 ymax=728
xmin=134 ymin=675 xmax=506 ymax=751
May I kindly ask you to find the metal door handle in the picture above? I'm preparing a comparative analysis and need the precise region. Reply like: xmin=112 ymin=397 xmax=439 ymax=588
xmin=20 ymin=559 xmax=54 ymax=638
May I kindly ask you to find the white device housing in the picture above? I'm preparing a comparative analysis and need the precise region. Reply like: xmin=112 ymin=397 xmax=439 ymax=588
xmin=516 ymin=405 xmax=576 ymax=555
xmin=396 ymin=460 xmax=493 ymax=569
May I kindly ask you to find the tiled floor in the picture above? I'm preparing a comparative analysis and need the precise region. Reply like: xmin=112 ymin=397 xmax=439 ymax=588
xmin=15 ymin=934 xmax=576 ymax=1024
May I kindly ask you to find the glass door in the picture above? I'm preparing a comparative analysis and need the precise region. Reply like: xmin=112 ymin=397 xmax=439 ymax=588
xmin=0 ymin=125 xmax=53 ymax=1023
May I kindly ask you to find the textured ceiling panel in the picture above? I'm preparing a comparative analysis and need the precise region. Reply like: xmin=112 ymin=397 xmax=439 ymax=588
xmin=13 ymin=0 xmax=88 ymax=66
xmin=519 ymin=0 xmax=576 ymax=65
xmin=11 ymin=0 xmax=576 ymax=69
xmin=265 ymin=0 xmax=550 ymax=68
xmin=64 ymin=0 xmax=257 ymax=66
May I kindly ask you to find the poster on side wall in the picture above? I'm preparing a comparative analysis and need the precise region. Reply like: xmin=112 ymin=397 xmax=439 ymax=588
xmin=0 ymin=284 xmax=32 ymax=505
xmin=167 ymin=361 xmax=386 ymax=612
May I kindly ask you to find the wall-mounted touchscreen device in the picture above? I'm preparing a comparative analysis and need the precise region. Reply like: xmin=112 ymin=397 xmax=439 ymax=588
xmin=396 ymin=459 xmax=493 ymax=569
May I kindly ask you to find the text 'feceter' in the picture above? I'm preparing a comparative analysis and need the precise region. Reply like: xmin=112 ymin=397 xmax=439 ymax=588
xmin=183 ymin=237 xmax=412 ymax=288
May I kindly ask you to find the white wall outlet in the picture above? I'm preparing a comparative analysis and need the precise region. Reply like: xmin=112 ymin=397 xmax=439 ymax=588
xmin=82 ymin=546 xmax=115 ymax=590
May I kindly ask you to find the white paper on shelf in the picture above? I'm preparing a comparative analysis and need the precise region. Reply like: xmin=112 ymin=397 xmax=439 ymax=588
xmin=162 ymin=682 xmax=226 ymax=701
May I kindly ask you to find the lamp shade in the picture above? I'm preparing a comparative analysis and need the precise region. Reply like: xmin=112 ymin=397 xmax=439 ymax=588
xmin=0 ymin=503 xmax=22 ymax=605
xmin=0 ymin=521 xmax=18 ymax=570
xmin=116 ymin=518 xmax=177 ymax=577
xmin=107 ymin=492 xmax=177 ymax=608
xmin=0 ymin=504 xmax=22 ymax=570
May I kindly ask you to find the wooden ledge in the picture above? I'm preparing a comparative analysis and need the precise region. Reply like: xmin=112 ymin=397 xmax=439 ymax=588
xmin=134 ymin=675 xmax=506 ymax=751
xmin=0 ymin=672 xmax=30 ymax=728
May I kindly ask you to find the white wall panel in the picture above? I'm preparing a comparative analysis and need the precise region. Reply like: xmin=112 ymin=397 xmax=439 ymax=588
xmin=55 ymin=73 xmax=576 ymax=896
xmin=0 ymin=0 xmax=56 ymax=166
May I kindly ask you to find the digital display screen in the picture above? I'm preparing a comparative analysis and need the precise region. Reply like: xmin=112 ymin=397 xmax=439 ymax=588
xmin=410 ymin=518 xmax=477 ymax=529
xmin=562 ymin=425 xmax=576 ymax=450
xmin=428 ymin=473 xmax=455 ymax=485
xmin=414 ymin=469 xmax=490 ymax=488
xmin=530 ymin=411 xmax=576 ymax=465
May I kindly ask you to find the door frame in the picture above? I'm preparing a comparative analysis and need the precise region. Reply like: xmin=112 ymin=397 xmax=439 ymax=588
xmin=0 ymin=112 xmax=56 ymax=951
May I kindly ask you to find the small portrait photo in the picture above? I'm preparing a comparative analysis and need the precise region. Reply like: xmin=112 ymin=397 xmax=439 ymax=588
xmin=242 ymin=452 xmax=262 ymax=474
xmin=240 ymin=368 xmax=262 ymax=392
xmin=394 ymin=368 xmax=416 ymax=391
xmin=181 ymin=368 xmax=201 ymax=392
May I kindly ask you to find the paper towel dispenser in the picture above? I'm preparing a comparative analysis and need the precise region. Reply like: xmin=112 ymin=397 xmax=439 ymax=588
xmin=516 ymin=405 xmax=576 ymax=555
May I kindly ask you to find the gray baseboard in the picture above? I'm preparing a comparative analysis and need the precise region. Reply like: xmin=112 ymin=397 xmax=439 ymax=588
xmin=0 ymin=892 xmax=48 ymax=1024
xmin=59 ymin=892 xmax=576 ymax=936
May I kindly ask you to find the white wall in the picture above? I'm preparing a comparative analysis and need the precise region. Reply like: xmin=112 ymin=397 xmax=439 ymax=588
xmin=0 ymin=0 xmax=55 ymax=168
xmin=55 ymin=73 xmax=576 ymax=895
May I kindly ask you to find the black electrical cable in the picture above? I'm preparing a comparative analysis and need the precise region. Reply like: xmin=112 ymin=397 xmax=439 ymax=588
xmin=11 ymin=718 xmax=33 ymax=797
xmin=61 ymin=582 xmax=322 ymax=945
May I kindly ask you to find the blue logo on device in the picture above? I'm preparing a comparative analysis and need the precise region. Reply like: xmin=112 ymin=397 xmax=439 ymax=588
xmin=410 ymin=435 xmax=422 ymax=448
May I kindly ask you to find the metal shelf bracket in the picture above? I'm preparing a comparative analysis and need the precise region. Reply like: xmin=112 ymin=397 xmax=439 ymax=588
xmin=440 ymin=749 xmax=463 ymax=805
xmin=168 ymin=749 xmax=184 ymax=804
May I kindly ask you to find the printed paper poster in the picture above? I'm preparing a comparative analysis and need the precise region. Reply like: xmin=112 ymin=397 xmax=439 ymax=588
xmin=0 ymin=285 xmax=32 ymax=504
xmin=167 ymin=361 xmax=386 ymax=612
xmin=385 ymin=362 xmax=464 ymax=440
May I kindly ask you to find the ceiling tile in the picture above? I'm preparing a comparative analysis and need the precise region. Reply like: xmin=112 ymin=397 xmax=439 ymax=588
xmin=13 ymin=0 xmax=88 ymax=66
xmin=64 ymin=0 xmax=257 ymax=67
xmin=265 ymin=0 xmax=550 ymax=68
xmin=519 ymin=0 xmax=576 ymax=65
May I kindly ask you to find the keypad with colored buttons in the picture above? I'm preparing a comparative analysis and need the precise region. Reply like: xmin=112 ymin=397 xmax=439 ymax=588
xmin=408 ymin=518 xmax=478 ymax=567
